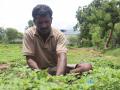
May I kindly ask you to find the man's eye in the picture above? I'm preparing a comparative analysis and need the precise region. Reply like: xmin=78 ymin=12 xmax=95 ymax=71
xmin=38 ymin=22 xmax=42 ymax=24
xmin=37 ymin=21 xmax=49 ymax=24
xmin=45 ymin=21 xmax=49 ymax=23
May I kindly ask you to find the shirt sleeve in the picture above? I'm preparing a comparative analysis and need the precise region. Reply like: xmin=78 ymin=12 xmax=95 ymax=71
xmin=22 ymin=31 xmax=35 ymax=56
xmin=56 ymin=33 xmax=68 ymax=54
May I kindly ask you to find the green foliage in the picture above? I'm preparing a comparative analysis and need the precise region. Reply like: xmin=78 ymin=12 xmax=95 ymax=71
xmin=0 ymin=44 xmax=24 ymax=63
xmin=17 ymin=32 xmax=23 ymax=39
xmin=0 ymin=27 xmax=8 ymax=43
xmin=104 ymin=48 xmax=120 ymax=65
xmin=28 ymin=20 xmax=34 ymax=27
xmin=114 ymin=23 xmax=120 ymax=37
xmin=1 ymin=33 xmax=9 ymax=44
xmin=25 ymin=20 xmax=34 ymax=30
xmin=67 ymin=35 xmax=79 ymax=47
xmin=78 ymin=38 xmax=92 ymax=47
xmin=91 ymin=26 xmax=104 ymax=49
xmin=0 ymin=27 xmax=4 ymax=41
xmin=6 ymin=28 xmax=18 ymax=42
xmin=0 ymin=44 xmax=120 ymax=90
xmin=0 ymin=27 xmax=23 ymax=44
xmin=75 ymin=0 xmax=120 ymax=49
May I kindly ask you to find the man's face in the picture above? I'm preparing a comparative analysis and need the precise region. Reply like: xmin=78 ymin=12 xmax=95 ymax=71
xmin=34 ymin=15 xmax=52 ymax=34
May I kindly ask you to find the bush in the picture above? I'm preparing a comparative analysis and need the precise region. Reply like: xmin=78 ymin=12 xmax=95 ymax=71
xmin=9 ymin=39 xmax=22 ymax=44
xmin=67 ymin=35 xmax=79 ymax=47
xmin=78 ymin=38 xmax=93 ymax=47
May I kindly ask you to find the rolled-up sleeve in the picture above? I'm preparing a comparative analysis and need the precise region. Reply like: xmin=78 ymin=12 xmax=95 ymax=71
xmin=56 ymin=33 xmax=68 ymax=54
xmin=23 ymin=31 xmax=35 ymax=56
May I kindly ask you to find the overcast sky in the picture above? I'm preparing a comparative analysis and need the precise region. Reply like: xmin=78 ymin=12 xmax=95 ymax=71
xmin=0 ymin=0 xmax=93 ymax=32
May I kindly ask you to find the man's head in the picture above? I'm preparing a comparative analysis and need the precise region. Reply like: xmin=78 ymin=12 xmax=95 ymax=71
xmin=32 ymin=4 xmax=53 ymax=35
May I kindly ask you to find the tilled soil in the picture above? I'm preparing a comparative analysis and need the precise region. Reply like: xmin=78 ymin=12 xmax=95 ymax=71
xmin=0 ymin=64 xmax=10 ymax=70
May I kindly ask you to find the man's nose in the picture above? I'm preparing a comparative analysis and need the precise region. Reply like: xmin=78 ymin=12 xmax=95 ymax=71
xmin=41 ymin=23 xmax=47 ymax=28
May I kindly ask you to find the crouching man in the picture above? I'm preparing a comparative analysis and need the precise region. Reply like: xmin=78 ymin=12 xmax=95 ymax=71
xmin=23 ymin=4 xmax=92 ymax=76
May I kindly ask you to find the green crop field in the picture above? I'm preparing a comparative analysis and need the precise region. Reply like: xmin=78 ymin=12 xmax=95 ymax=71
xmin=0 ymin=44 xmax=120 ymax=90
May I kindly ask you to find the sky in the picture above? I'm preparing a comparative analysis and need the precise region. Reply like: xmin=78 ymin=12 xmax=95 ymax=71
xmin=0 ymin=0 xmax=93 ymax=32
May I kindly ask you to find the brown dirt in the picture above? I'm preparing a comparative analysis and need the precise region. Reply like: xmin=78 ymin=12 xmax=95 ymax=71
xmin=0 ymin=64 xmax=10 ymax=70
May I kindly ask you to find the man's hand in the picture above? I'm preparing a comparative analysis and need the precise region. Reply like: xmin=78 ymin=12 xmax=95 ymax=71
xmin=26 ymin=56 xmax=39 ymax=70
xmin=56 ymin=53 xmax=67 ymax=76
xmin=70 ymin=63 xmax=92 ymax=74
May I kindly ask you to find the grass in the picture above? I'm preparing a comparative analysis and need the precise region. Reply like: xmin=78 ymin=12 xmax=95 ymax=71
xmin=0 ymin=44 xmax=120 ymax=65
xmin=67 ymin=47 xmax=120 ymax=66
xmin=0 ymin=44 xmax=24 ymax=64
xmin=0 ymin=44 xmax=120 ymax=90
xmin=103 ymin=48 xmax=120 ymax=65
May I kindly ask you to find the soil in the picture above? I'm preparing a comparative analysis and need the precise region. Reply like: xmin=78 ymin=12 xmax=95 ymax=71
xmin=0 ymin=64 xmax=10 ymax=70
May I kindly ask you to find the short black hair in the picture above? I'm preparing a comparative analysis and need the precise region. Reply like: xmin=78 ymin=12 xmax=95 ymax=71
xmin=32 ymin=4 xmax=53 ymax=19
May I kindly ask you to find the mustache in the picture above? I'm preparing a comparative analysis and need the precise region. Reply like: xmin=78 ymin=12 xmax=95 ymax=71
xmin=40 ymin=28 xmax=48 ymax=30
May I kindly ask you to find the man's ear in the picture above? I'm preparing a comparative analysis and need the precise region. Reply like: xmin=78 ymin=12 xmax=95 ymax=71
xmin=33 ymin=19 xmax=35 ymax=23
xmin=33 ymin=19 xmax=36 ymax=25
xmin=51 ymin=17 xmax=53 ymax=23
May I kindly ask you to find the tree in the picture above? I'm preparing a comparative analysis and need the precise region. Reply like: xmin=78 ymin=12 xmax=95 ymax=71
xmin=5 ymin=28 xmax=18 ymax=42
xmin=0 ymin=27 xmax=4 ymax=41
xmin=0 ymin=27 xmax=8 ymax=43
xmin=25 ymin=20 xmax=34 ymax=30
xmin=17 ymin=32 xmax=23 ymax=39
xmin=75 ymin=0 xmax=120 ymax=49
xmin=0 ymin=27 xmax=23 ymax=44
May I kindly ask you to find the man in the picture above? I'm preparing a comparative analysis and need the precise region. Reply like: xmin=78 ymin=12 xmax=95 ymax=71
xmin=23 ymin=4 xmax=92 ymax=76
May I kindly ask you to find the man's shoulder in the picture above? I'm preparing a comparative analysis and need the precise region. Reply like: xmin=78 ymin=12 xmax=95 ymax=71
xmin=52 ymin=27 xmax=64 ymax=37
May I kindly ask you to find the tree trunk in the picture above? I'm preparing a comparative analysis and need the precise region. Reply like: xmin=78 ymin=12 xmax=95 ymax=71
xmin=104 ymin=29 xmax=113 ymax=49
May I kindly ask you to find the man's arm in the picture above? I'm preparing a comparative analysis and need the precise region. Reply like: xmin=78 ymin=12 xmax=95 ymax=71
xmin=26 ymin=56 xmax=39 ymax=70
xmin=56 ymin=53 xmax=67 ymax=76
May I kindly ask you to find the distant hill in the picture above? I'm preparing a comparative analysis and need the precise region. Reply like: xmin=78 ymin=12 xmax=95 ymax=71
xmin=60 ymin=29 xmax=79 ymax=35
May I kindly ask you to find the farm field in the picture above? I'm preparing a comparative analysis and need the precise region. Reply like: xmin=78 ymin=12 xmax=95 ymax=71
xmin=0 ymin=44 xmax=120 ymax=90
